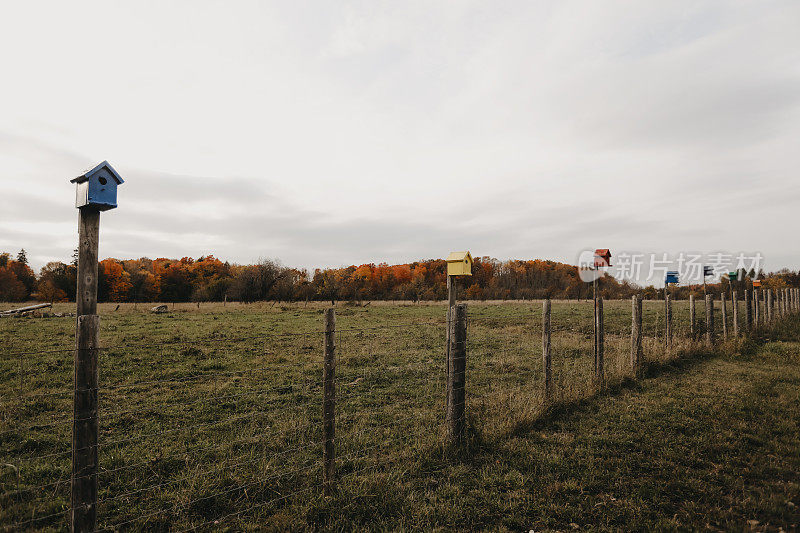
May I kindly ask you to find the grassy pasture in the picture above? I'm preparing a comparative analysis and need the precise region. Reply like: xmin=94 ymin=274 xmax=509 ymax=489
xmin=1 ymin=298 xmax=794 ymax=531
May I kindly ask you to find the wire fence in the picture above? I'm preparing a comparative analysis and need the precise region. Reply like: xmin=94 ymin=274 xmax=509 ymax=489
xmin=1 ymin=289 xmax=797 ymax=530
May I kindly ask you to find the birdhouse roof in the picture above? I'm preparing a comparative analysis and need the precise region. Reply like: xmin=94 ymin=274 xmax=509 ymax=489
xmin=70 ymin=161 xmax=124 ymax=184
xmin=446 ymin=251 xmax=472 ymax=262
xmin=594 ymin=249 xmax=611 ymax=257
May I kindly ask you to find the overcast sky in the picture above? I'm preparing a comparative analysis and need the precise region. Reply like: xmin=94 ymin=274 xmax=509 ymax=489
xmin=1 ymin=1 xmax=799 ymax=284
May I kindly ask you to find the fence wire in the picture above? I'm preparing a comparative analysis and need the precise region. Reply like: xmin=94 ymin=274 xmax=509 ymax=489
xmin=0 ymin=297 xmax=786 ymax=530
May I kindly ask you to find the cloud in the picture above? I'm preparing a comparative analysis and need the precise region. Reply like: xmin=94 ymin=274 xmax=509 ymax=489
xmin=1 ymin=1 xmax=800 ymax=277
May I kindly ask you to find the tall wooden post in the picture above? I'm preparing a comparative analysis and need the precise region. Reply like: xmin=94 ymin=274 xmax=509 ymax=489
xmin=689 ymin=294 xmax=696 ymax=340
xmin=542 ymin=299 xmax=552 ymax=403
xmin=753 ymin=289 xmax=760 ymax=326
xmin=767 ymin=289 xmax=773 ymax=322
xmin=594 ymin=298 xmax=604 ymax=389
xmin=705 ymin=295 xmax=714 ymax=347
xmin=665 ymin=294 xmax=672 ymax=350
xmin=445 ymin=276 xmax=456 ymax=413
xmin=732 ymin=290 xmax=739 ymax=337
xmin=781 ymin=289 xmax=786 ymax=317
xmin=593 ymin=277 xmax=598 ymax=369
xmin=745 ymin=290 xmax=752 ymax=331
xmin=322 ymin=309 xmax=336 ymax=496
xmin=447 ymin=304 xmax=467 ymax=445
xmin=721 ymin=293 xmax=728 ymax=340
xmin=631 ymin=296 xmax=643 ymax=378
xmin=73 ymin=208 xmax=100 ymax=532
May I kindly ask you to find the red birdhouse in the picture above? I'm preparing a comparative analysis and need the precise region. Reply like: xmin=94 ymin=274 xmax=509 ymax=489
xmin=594 ymin=249 xmax=612 ymax=268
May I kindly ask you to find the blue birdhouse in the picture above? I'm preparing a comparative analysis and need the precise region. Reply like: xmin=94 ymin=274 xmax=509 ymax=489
xmin=70 ymin=161 xmax=124 ymax=211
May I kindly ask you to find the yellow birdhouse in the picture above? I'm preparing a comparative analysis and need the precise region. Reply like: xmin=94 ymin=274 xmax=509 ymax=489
xmin=446 ymin=251 xmax=473 ymax=277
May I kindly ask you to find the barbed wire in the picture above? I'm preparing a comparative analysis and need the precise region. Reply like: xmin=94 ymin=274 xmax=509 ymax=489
xmin=3 ymin=299 xmax=767 ymax=531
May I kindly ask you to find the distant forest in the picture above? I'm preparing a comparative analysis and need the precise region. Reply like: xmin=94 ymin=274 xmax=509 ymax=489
xmin=1 ymin=249 xmax=797 ymax=304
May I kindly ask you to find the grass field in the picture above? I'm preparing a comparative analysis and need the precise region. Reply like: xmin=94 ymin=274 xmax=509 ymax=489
xmin=1 ymin=299 xmax=798 ymax=531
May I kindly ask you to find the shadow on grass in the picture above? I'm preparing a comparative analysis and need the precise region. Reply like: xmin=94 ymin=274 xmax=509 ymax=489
xmin=494 ymin=314 xmax=800 ymax=450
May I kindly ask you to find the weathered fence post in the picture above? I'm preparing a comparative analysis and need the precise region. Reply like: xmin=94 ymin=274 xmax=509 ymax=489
xmin=73 ymin=311 xmax=99 ymax=533
xmin=782 ymin=289 xmax=787 ymax=317
xmin=665 ymin=294 xmax=672 ymax=350
xmin=542 ymin=299 xmax=552 ymax=403
xmin=721 ymin=293 xmax=728 ymax=340
xmin=445 ymin=276 xmax=456 ymax=413
xmin=745 ymin=289 xmax=752 ymax=331
xmin=631 ymin=295 xmax=643 ymax=378
xmin=764 ymin=289 xmax=769 ymax=321
xmin=595 ymin=298 xmax=604 ymax=389
xmin=323 ymin=308 xmax=336 ymax=496
xmin=447 ymin=303 xmax=467 ymax=445
xmin=732 ymin=290 xmax=739 ymax=337
xmin=705 ymin=295 xmax=714 ymax=347
xmin=767 ymin=289 xmax=773 ymax=322
xmin=689 ymin=294 xmax=696 ymax=340
xmin=72 ymin=198 xmax=106 ymax=528
xmin=753 ymin=289 xmax=759 ymax=328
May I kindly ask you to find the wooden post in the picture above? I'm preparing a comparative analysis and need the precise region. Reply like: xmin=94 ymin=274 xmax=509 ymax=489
xmin=631 ymin=296 xmax=643 ymax=378
xmin=445 ymin=276 xmax=457 ymax=414
xmin=542 ymin=299 xmax=552 ymax=402
xmin=767 ymin=289 xmax=773 ymax=322
xmin=705 ymin=294 xmax=714 ymax=347
xmin=689 ymin=294 xmax=696 ymax=340
xmin=447 ymin=303 xmax=467 ymax=445
xmin=73 ymin=208 xmax=100 ymax=532
xmin=781 ymin=289 xmax=786 ymax=317
xmin=732 ymin=290 xmax=739 ymax=337
xmin=594 ymin=298 xmax=604 ymax=389
xmin=322 ymin=308 xmax=336 ymax=496
xmin=593 ymin=277 xmax=598 ymax=370
xmin=745 ymin=289 xmax=752 ymax=331
xmin=721 ymin=293 xmax=728 ymax=340
xmin=753 ymin=289 xmax=760 ymax=326
xmin=665 ymin=294 xmax=672 ymax=350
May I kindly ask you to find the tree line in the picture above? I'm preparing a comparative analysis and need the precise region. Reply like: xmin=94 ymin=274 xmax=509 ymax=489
xmin=0 ymin=249 xmax=797 ymax=304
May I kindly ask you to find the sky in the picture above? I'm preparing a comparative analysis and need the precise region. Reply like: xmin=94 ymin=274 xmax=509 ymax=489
xmin=1 ymin=1 xmax=799 ymax=286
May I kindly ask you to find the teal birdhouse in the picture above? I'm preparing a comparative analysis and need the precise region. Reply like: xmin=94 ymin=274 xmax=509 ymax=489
xmin=71 ymin=161 xmax=124 ymax=211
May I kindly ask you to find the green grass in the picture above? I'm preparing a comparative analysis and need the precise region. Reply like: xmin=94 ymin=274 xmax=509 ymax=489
xmin=1 ymin=300 xmax=798 ymax=531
